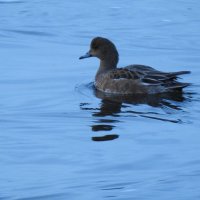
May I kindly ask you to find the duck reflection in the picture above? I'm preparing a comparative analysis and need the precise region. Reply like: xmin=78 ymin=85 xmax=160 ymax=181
xmin=92 ymin=134 xmax=119 ymax=142
xmin=80 ymin=87 xmax=191 ymax=141
xmin=94 ymin=89 xmax=186 ymax=110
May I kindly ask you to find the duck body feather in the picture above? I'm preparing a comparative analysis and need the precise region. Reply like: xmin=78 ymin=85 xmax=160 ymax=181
xmin=95 ymin=65 xmax=190 ymax=94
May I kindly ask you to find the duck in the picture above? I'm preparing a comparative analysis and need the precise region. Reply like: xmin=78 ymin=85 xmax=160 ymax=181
xmin=79 ymin=37 xmax=190 ymax=95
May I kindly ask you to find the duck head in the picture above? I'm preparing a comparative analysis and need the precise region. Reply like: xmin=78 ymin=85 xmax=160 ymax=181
xmin=79 ymin=37 xmax=119 ymax=68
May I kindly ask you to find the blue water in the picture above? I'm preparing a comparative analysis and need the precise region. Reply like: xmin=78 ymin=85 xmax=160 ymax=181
xmin=0 ymin=0 xmax=200 ymax=199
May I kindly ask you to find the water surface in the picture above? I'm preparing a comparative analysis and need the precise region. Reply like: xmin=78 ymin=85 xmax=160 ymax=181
xmin=0 ymin=0 xmax=200 ymax=199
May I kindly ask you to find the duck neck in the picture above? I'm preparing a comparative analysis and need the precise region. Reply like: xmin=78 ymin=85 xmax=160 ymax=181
xmin=95 ymin=53 xmax=119 ymax=81
xmin=95 ymin=60 xmax=116 ymax=81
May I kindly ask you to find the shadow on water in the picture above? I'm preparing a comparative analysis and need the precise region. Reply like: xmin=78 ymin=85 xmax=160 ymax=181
xmin=79 ymin=83 xmax=192 ymax=142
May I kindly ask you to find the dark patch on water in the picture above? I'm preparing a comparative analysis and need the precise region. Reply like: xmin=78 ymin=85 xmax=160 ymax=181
xmin=92 ymin=134 xmax=119 ymax=141
xmin=91 ymin=124 xmax=115 ymax=132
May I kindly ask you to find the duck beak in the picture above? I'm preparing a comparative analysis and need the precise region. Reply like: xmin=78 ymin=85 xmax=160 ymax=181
xmin=79 ymin=51 xmax=92 ymax=59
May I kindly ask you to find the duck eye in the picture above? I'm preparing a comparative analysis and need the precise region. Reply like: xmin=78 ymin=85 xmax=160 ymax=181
xmin=93 ymin=45 xmax=98 ymax=50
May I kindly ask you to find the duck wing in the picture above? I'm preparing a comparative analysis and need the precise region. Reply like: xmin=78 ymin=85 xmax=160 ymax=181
xmin=108 ymin=68 xmax=141 ymax=80
xmin=124 ymin=64 xmax=190 ymax=83
xmin=108 ymin=66 xmax=190 ymax=91
xmin=107 ymin=68 xmax=162 ymax=87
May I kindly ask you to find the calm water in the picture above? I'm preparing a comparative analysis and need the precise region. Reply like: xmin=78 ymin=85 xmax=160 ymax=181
xmin=0 ymin=0 xmax=200 ymax=199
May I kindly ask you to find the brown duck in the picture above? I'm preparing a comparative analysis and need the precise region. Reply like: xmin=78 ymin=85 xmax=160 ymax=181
xmin=79 ymin=37 xmax=190 ymax=95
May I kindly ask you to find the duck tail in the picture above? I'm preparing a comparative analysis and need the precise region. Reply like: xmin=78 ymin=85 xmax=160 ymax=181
xmin=170 ymin=71 xmax=191 ymax=76
xmin=166 ymin=82 xmax=191 ymax=92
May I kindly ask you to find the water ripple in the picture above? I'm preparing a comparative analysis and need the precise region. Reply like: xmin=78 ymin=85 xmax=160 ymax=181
xmin=0 ymin=0 xmax=24 ymax=4
xmin=4 ymin=29 xmax=56 ymax=37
